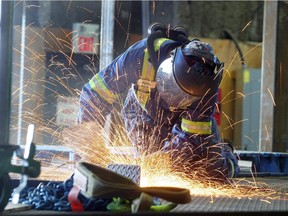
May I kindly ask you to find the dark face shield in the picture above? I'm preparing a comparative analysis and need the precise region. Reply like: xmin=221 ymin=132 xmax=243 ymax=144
xmin=156 ymin=57 xmax=201 ymax=111
xmin=172 ymin=46 xmax=223 ymax=97
xmin=156 ymin=44 xmax=223 ymax=111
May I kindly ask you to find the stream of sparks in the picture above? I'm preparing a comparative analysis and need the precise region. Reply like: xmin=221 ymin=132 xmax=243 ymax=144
xmin=34 ymin=118 xmax=286 ymax=202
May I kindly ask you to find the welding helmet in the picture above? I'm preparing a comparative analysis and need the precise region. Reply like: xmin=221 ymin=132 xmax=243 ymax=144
xmin=156 ymin=40 xmax=224 ymax=110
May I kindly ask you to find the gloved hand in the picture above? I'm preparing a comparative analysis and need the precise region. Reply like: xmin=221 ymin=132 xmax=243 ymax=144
xmin=162 ymin=125 xmax=206 ymax=166
xmin=222 ymin=143 xmax=240 ymax=178
xmin=203 ymin=142 xmax=240 ymax=180
xmin=163 ymin=125 xmax=240 ymax=181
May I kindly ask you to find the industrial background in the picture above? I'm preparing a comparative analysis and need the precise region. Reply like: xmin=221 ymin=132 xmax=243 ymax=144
xmin=5 ymin=0 xmax=287 ymax=151
xmin=1 ymin=0 xmax=288 ymax=215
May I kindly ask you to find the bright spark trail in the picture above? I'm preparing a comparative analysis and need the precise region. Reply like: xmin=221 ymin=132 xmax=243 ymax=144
xmin=10 ymin=2 xmax=287 ymax=205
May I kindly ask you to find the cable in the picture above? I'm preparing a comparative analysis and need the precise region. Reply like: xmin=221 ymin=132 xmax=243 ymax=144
xmin=223 ymin=29 xmax=246 ymax=67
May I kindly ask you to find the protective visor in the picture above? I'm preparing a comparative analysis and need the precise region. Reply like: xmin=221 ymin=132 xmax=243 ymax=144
xmin=156 ymin=57 xmax=200 ymax=111
xmin=173 ymin=46 xmax=223 ymax=97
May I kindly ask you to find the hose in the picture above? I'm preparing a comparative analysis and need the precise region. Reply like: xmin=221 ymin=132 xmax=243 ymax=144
xmin=223 ymin=30 xmax=246 ymax=67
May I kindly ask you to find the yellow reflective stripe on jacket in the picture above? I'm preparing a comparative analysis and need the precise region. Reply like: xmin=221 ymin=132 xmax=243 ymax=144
xmin=137 ymin=38 xmax=169 ymax=108
xmin=181 ymin=118 xmax=212 ymax=135
xmin=154 ymin=38 xmax=168 ymax=51
xmin=141 ymin=48 xmax=155 ymax=81
xmin=140 ymin=38 xmax=169 ymax=83
xmin=89 ymin=73 xmax=118 ymax=104
xmin=137 ymin=48 xmax=155 ymax=109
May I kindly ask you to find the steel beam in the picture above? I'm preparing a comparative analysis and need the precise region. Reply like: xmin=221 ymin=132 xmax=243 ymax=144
xmin=0 ymin=1 xmax=14 ymax=145
xmin=259 ymin=1 xmax=278 ymax=151
xmin=100 ymin=0 xmax=115 ymax=70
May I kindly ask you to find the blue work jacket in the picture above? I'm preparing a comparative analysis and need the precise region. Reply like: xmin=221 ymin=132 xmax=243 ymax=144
xmin=79 ymin=37 xmax=217 ymax=135
xmin=78 ymin=37 xmax=239 ymax=178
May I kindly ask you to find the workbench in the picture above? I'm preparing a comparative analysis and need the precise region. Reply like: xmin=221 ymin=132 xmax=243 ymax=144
xmin=3 ymin=176 xmax=288 ymax=216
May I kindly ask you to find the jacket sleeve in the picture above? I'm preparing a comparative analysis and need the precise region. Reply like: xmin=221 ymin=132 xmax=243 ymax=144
xmin=168 ymin=92 xmax=220 ymax=155
xmin=166 ymin=91 xmax=240 ymax=178
xmin=78 ymin=39 xmax=147 ymax=125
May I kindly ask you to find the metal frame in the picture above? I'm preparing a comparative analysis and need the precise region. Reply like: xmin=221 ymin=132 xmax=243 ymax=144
xmin=0 ymin=1 xmax=14 ymax=145
xmin=259 ymin=1 xmax=278 ymax=151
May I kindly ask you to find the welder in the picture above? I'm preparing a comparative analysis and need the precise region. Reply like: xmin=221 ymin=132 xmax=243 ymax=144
xmin=78 ymin=23 xmax=240 ymax=180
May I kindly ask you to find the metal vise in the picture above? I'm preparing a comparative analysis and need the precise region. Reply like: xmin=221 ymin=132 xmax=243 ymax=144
xmin=0 ymin=124 xmax=41 ymax=212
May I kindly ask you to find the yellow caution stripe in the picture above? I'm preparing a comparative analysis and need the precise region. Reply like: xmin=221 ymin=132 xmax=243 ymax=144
xmin=154 ymin=38 xmax=169 ymax=51
xmin=137 ymin=48 xmax=155 ymax=108
xmin=181 ymin=118 xmax=212 ymax=135
xmin=89 ymin=74 xmax=118 ymax=104
xmin=137 ymin=38 xmax=169 ymax=108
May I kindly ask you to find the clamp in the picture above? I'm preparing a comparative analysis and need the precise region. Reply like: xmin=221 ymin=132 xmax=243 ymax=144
xmin=0 ymin=124 xmax=41 ymax=212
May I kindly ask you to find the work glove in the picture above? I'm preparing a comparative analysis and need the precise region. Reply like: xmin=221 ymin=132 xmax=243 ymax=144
xmin=162 ymin=125 xmax=207 ymax=166
xmin=163 ymin=124 xmax=240 ymax=181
